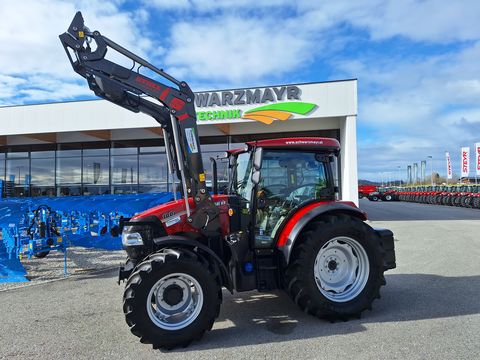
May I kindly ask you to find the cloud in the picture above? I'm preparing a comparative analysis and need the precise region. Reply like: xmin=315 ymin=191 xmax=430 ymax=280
xmin=1 ymin=0 xmax=480 ymax=182
xmin=163 ymin=17 xmax=313 ymax=85
xmin=0 ymin=0 xmax=154 ymax=104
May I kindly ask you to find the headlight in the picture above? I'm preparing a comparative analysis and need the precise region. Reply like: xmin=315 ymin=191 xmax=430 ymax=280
xmin=122 ymin=232 xmax=144 ymax=246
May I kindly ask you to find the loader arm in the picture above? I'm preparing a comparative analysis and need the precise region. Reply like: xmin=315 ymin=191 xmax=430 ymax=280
xmin=59 ymin=11 xmax=219 ymax=231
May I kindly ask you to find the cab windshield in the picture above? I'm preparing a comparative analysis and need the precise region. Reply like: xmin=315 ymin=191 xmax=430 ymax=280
xmin=231 ymin=152 xmax=253 ymax=200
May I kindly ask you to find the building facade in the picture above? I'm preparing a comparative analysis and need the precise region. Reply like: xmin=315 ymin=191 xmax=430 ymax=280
xmin=0 ymin=80 xmax=359 ymax=204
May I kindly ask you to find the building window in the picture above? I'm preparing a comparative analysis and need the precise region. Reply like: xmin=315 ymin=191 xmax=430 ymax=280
xmin=111 ymin=152 xmax=138 ymax=194
xmin=31 ymin=151 xmax=55 ymax=197
xmin=139 ymin=152 xmax=169 ymax=193
xmin=0 ymin=152 xmax=5 ymax=181
xmin=82 ymin=152 xmax=110 ymax=196
xmin=56 ymin=148 xmax=82 ymax=196
xmin=6 ymin=157 xmax=30 ymax=197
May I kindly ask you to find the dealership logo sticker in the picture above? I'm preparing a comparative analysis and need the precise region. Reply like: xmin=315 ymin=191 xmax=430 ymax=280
xmin=242 ymin=102 xmax=317 ymax=124
xmin=185 ymin=128 xmax=199 ymax=154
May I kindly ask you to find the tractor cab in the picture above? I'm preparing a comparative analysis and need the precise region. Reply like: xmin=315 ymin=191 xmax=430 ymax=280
xmin=225 ymin=137 xmax=340 ymax=249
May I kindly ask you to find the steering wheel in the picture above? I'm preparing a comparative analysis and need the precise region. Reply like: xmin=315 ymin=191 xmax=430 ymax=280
xmin=286 ymin=183 xmax=319 ymax=201
xmin=264 ymin=184 xmax=288 ymax=194
xmin=257 ymin=185 xmax=288 ymax=209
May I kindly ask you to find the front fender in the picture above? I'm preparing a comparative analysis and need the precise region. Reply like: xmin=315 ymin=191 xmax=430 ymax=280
xmin=276 ymin=202 xmax=367 ymax=265
xmin=153 ymin=235 xmax=233 ymax=292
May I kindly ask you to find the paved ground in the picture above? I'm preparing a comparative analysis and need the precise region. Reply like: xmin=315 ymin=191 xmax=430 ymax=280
xmin=359 ymin=198 xmax=480 ymax=221
xmin=0 ymin=201 xmax=479 ymax=359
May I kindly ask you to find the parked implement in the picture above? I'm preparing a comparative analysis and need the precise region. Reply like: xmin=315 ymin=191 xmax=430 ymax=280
xmin=60 ymin=12 xmax=396 ymax=349
xmin=358 ymin=184 xmax=378 ymax=199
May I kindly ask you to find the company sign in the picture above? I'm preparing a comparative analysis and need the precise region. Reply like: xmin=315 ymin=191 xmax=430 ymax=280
xmin=195 ymin=85 xmax=317 ymax=124
xmin=445 ymin=152 xmax=452 ymax=180
xmin=461 ymin=147 xmax=470 ymax=178
xmin=476 ymin=143 xmax=480 ymax=176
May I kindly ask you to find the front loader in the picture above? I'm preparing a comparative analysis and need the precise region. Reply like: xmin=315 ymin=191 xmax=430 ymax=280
xmin=60 ymin=12 xmax=396 ymax=349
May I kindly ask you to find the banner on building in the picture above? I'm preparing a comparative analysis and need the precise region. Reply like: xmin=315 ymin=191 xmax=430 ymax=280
xmin=461 ymin=147 xmax=470 ymax=178
xmin=476 ymin=143 xmax=480 ymax=176
xmin=446 ymin=152 xmax=452 ymax=180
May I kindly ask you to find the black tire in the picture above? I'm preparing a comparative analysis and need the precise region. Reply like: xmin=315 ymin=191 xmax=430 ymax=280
xmin=384 ymin=194 xmax=393 ymax=201
xmin=34 ymin=251 xmax=50 ymax=258
xmin=123 ymin=248 xmax=222 ymax=349
xmin=369 ymin=196 xmax=379 ymax=202
xmin=284 ymin=215 xmax=386 ymax=320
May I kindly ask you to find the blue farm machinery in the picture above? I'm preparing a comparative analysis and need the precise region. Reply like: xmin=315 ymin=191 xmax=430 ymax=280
xmin=0 ymin=193 xmax=175 ymax=283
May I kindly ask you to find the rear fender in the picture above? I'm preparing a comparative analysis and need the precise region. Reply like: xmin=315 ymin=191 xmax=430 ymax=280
xmin=276 ymin=202 xmax=367 ymax=265
xmin=152 ymin=235 xmax=233 ymax=292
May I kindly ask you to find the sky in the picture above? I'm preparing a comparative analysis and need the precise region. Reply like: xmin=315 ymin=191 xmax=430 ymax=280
xmin=1 ymin=0 xmax=480 ymax=181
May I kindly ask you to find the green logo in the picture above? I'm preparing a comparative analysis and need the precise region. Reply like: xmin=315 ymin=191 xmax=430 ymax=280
xmin=196 ymin=102 xmax=317 ymax=125
xmin=243 ymin=102 xmax=317 ymax=124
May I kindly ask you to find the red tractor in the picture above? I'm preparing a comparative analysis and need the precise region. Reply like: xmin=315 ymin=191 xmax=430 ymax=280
xmin=358 ymin=185 xmax=378 ymax=199
xmin=60 ymin=13 xmax=396 ymax=349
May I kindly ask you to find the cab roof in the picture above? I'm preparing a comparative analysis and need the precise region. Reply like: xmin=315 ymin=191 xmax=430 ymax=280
xmin=228 ymin=137 xmax=340 ymax=155
xmin=248 ymin=137 xmax=340 ymax=150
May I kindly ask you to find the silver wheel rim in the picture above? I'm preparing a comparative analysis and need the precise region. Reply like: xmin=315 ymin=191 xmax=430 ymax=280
xmin=146 ymin=273 xmax=203 ymax=330
xmin=314 ymin=236 xmax=370 ymax=303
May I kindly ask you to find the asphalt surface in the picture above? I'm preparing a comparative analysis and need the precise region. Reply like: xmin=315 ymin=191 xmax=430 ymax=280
xmin=359 ymin=198 xmax=480 ymax=221
xmin=1 ymin=201 xmax=479 ymax=359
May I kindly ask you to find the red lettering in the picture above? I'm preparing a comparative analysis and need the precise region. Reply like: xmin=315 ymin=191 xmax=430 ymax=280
xmin=462 ymin=151 xmax=468 ymax=173
xmin=135 ymin=76 xmax=162 ymax=92
xmin=477 ymin=147 xmax=480 ymax=170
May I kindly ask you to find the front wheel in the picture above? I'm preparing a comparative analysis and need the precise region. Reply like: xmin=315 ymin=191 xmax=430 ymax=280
xmin=285 ymin=215 xmax=386 ymax=320
xmin=123 ymin=248 xmax=222 ymax=349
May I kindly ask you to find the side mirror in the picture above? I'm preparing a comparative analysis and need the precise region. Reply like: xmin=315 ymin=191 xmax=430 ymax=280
xmin=251 ymin=170 xmax=261 ymax=185
xmin=253 ymin=147 xmax=263 ymax=170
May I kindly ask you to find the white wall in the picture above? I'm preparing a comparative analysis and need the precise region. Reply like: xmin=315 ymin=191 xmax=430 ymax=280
xmin=0 ymin=80 xmax=359 ymax=203
xmin=0 ymin=80 xmax=357 ymax=136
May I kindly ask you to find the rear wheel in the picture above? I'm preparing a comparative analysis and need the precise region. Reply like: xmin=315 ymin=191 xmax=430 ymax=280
xmin=285 ymin=215 xmax=386 ymax=320
xmin=123 ymin=248 xmax=222 ymax=349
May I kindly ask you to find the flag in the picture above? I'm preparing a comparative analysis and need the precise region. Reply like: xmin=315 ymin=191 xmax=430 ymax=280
xmin=461 ymin=147 xmax=470 ymax=178
xmin=446 ymin=152 xmax=452 ymax=180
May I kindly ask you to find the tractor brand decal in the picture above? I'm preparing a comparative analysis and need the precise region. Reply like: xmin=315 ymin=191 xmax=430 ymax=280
xmin=214 ymin=200 xmax=227 ymax=206
xmin=162 ymin=211 xmax=176 ymax=219
xmin=165 ymin=216 xmax=181 ymax=227
xmin=185 ymin=128 xmax=199 ymax=154
xmin=195 ymin=86 xmax=301 ymax=108
xmin=461 ymin=147 xmax=470 ymax=178
xmin=135 ymin=75 xmax=162 ymax=92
